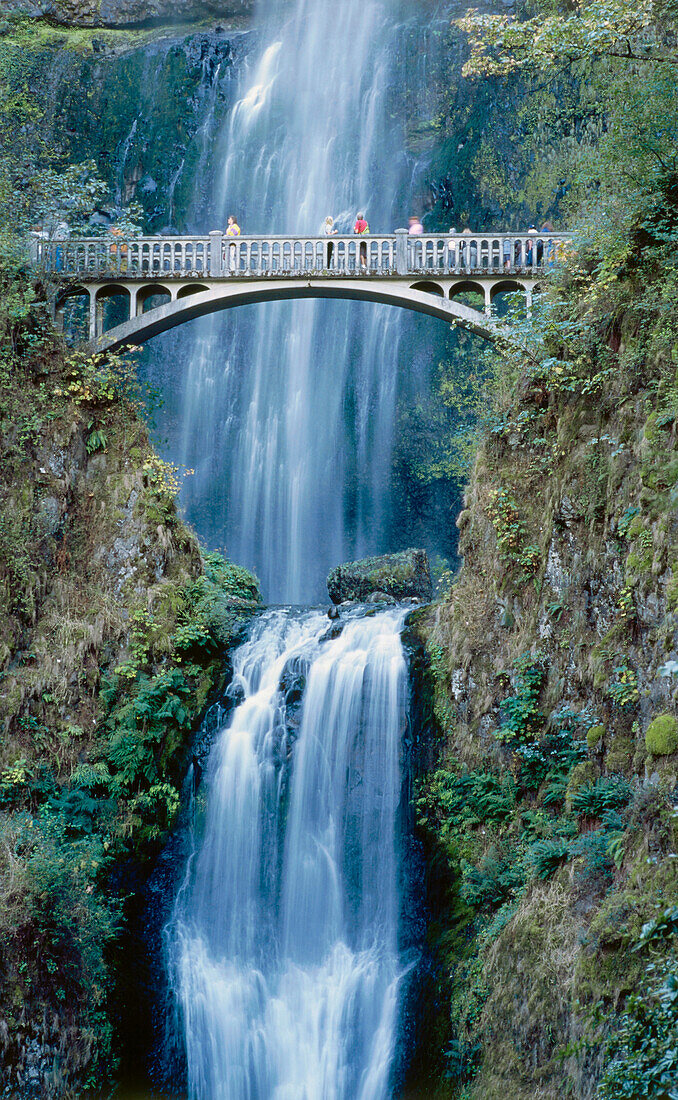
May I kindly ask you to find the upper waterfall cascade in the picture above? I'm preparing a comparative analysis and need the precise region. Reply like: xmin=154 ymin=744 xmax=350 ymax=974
xmin=126 ymin=0 xmax=461 ymax=604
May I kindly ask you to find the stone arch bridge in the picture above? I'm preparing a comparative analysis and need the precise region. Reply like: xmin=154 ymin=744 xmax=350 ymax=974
xmin=34 ymin=229 xmax=570 ymax=353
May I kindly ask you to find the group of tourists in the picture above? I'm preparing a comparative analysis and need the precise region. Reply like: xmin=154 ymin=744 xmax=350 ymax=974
xmin=221 ymin=211 xmax=557 ymax=271
xmin=323 ymin=212 xmax=370 ymax=266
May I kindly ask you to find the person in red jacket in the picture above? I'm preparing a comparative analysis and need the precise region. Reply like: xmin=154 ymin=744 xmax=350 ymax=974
xmin=354 ymin=211 xmax=369 ymax=269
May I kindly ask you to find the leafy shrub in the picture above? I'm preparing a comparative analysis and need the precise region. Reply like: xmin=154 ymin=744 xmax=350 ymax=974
xmin=48 ymin=786 xmax=116 ymax=836
xmin=485 ymin=488 xmax=541 ymax=578
xmin=645 ymin=713 xmax=678 ymax=756
xmin=461 ymin=850 xmax=525 ymax=910
xmin=542 ymin=765 xmax=570 ymax=806
xmin=632 ymin=906 xmax=678 ymax=953
xmin=568 ymin=829 xmax=614 ymax=883
xmin=525 ymin=837 xmax=569 ymax=880
xmin=571 ymin=776 xmax=633 ymax=817
xmin=607 ymin=666 xmax=640 ymax=710
xmin=5 ymin=812 xmax=121 ymax=1030
xmin=105 ymin=667 xmax=193 ymax=793
xmin=203 ymin=551 xmax=261 ymax=603
xmin=416 ymin=769 xmax=517 ymax=836
xmin=617 ymin=506 xmax=640 ymax=539
xmin=598 ymin=965 xmax=678 ymax=1099
xmin=496 ymin=653 xmax=547 ymax=744
xmin=0 ymin=757 xmax=32 ymax=806
xmin=517 ymin=725 xmax=587 ymax=792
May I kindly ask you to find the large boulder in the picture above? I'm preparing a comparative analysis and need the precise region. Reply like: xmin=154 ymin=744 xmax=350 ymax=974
xmin=327 ymin=549 xmax=432 ymax=605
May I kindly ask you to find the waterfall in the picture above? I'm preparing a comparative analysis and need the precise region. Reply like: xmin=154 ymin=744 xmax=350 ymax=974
xmin=153 ymin=0 xmax=448 ymax=604
xmin=166 ymin=607 xmax=409 ymax=1099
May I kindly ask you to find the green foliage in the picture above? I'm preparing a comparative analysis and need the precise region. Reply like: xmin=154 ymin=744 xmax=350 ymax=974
xmin=525 ymin=837 xmax=569 ymax=880
xmin=485 ymin=488 xmax=541 ymax=579
xmin=86 ymin=424 xmax=108 ymax=455
xmin=416 ymin=768 xmax=517 ymax=839
xmin=618 ymin=506 xmax=641 ymax=540
xmin=607 ymin=666 xmax=640 ymax=710
xmin=645 ymin=713 xmax=678 ymax=756
xmin=569 ymin=828 xmax=615 ymax=884
xmin=571 ymin=776 xmax=634 ymax=817
xmin=202 ymin=550 xmax=261 ymax=602
xmin=100 ymin=552 xmax=259 ymax=847
xmin=633 ymin=906 xmax=678 ymax=953
xmin=497 ymin=653 xmax=547 ymax=743
xmin=461 ymin=850 xmax=524 ymax=910
xmin=598 ymin=964 xmax=678 ymax=1098
xmin=105 ymin=667 xmax=192 ymax=792
xmin=0 ymin=810 xmax=120 ymax=1079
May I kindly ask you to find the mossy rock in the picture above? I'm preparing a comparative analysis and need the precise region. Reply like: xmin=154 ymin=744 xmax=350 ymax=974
xmin=645 ymin=713 xmax=678 ymax=756
xmin=633 ymin=746 xmax=648 ymax=773
xmin=605 ymin=737 xmax=634 ymax=774
xmin=667 ymin=574 xmax=678 ymax=612
xmin=327 ymin=548 xmax=432 ymax=604
xmin=565 ymin=761 xmax=596 ymax=809
xmin=586 ymin=724 xmax=605 ymax=750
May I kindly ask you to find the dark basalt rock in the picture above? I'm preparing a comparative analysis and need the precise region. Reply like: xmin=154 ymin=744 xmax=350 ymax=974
xmin=6 ymin=0 xmax=255 ymax=28
xmin=327 ymin=549 xmax=433 ymax=605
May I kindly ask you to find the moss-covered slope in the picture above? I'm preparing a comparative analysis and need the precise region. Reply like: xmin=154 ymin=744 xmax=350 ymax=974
xmin=0 ymin=323 xmax=260 ymax=1096
xmin=408 ymin=259 xmax=678 ymax=1097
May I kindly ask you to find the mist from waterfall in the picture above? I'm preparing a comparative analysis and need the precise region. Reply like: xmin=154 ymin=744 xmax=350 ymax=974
xmin=157 ymin=0 xmax=447 ymax=603
xmin=166 ymin=607 xmax=409 ymax=1099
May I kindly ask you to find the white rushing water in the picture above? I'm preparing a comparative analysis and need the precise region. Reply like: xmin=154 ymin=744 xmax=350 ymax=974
xmin=166 ymin=0 xmax=445 ymax=603
xmin=167 ymin=608 xmax=408 ymax=1099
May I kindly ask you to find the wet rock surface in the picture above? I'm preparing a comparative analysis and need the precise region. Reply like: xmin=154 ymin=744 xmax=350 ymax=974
xmin=5 ymin=0 xmax=254 ymax=27
xmin=327 ymin=549 xmax=433 ymax=605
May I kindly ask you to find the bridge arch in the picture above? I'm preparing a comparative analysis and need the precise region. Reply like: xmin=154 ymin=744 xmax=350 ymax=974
xmin=137 ymin=283 xmax=172 ymax=312
xmin=449 ymin=280 xmax=486 ymax=301
xmin=87 ymin=278 xmax=505 ymax=354
xmin=177 ymin=283 xmax=210 ymax=300
xmin=55 ymin=283 xmax=90 ymax=313
xmin=410 ymin=280 xmax=444 ymax=297
xmin=35 ymin=229 xmax=571 ymax=350
xmin=489 ymin=278 xmax=528 ymax=301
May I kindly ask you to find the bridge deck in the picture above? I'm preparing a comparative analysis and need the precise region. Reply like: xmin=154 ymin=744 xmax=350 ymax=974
xmin=35 ymin=230 xmax=569 ymax=281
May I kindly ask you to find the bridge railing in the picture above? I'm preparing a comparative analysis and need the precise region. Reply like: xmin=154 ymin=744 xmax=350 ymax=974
xmin=33 ymin=231 xmax=571 ymax=279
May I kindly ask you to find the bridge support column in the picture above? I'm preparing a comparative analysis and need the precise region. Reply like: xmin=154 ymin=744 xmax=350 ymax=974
xmin=129 ymin=286 xmax=139 ymax=319
xmin=88 ymin=291 xmax=104 ymax=341
xmin=484 ymin=285 xmax=492 ymax=315
xmin=209 ymin=230 xmax=224 ymax=277
xmin=395 ymin=229 xmax=408 ymax=275
xmin=88 ymin=289 xmax=97 ymax=342
xmin=526 ymin=287 xmax=533 ymax=316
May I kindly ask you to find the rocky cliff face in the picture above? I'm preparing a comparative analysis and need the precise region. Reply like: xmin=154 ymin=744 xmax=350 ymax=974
xmin=409 ymin=318 xmax=678 ymax=1096
xmin=0 ymin=323 xmax=261 ymax=1096
xmin=4 ymin=0 xmax=254 ymax=28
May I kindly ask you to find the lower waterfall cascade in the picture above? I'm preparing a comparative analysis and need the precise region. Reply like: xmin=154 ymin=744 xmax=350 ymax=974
xmin=165 ymin=606 xmax=411 ymax=1099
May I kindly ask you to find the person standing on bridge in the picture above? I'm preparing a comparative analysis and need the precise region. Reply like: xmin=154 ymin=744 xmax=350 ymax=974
xmin=323 ymin=215 xmax=338 ymax=268
xmin=354 ymin=212 xmax=369 ymax=270
xmin=408 ymin=215 xmax=424 ymax=235
xmin=226 ymin=213 xmax=241 ymax=272
xmin=448 ymin=228 xmax=457 ymax=272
